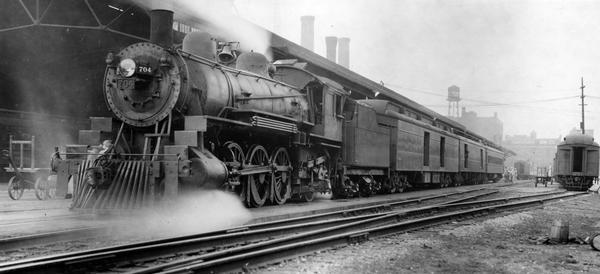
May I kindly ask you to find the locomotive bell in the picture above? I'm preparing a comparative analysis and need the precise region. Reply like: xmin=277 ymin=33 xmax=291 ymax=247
xmin=217 ymin=45 xmax=236 ymax=64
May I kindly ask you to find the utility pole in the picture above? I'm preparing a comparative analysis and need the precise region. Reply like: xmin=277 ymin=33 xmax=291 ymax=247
xmin=580 ymin=77 xmax=586 ymax=134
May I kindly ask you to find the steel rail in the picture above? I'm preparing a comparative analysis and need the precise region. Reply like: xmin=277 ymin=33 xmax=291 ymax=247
xmin=0 ymin=190 xmax=577 ymax=273
xmin=159 ymin=192 xmax=587 ymax=274
xmin=0 ymin=227 xmax=107 ymax=251
xmin=0 ymin=188 xmax=487 ymax=253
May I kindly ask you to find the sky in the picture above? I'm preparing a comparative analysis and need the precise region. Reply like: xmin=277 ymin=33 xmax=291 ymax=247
xmin=229 ymin=0 xmax=600 ymax=139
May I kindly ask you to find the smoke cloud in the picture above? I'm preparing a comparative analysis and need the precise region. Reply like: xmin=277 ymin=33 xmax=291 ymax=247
xmin=112 ymin=190 xmax=252 ymax=238
xmin=135 ymin=0 xmax=273 ymax=58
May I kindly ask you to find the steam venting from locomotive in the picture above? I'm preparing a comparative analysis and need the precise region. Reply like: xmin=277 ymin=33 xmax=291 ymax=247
xmin=133 ymin=0 xmax=273 ymax=58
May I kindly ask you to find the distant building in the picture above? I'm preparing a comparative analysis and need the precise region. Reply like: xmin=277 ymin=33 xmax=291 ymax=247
xmin=451 ymin=107 xmax=503 ymax=145
xmin=503 ymin=131 xmax=563 ymax=172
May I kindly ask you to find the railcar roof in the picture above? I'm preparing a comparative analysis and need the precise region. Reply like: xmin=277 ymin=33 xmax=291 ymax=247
xmin=559 ymin=133 xmax=599 ymax=146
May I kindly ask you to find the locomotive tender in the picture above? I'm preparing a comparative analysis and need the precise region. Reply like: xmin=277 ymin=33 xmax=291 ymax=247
xmin=553 ymin=133 xmax=599 ymax=190
xmin=52 ymin=9 xmax=505 ymax=210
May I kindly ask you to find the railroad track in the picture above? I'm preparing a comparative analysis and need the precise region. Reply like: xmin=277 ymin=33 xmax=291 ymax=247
xmin=0 ymin=190 xmax=583 ymax=273
xmin=0 ymin=188 xmax=493 ymax=251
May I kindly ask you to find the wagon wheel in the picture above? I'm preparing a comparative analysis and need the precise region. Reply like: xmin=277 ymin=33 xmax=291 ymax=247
xmin=34 ymin=177 xmax=47 ymax=200
xmin=221 ymin=142 xmax=246 ymax=203
xmin=247 ymin=145 xmax=270 ymax=208
xmin=8 ymin=176 xmax=24 ymax=200
xmin=271 ymin=147 xmax=291 ymax=205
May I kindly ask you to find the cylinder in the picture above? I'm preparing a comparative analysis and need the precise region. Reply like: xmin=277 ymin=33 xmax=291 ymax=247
xmin=325 ymin=36 xmax=337 ymax=63
xmin=300 ymin=16 xmax=315 ymax=51
xmin=549 ymin=220 xmax=569 ymax=243
xmin=150 ymin=9 xmax=174 ymax=48
xmin=338 ymin=37 xmax=350 ymax=68
xmin=181 ymin=148 xmax=228 ymax=189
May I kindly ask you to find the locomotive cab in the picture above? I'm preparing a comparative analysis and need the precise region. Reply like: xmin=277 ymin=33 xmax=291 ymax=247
xmin=272 ymin=60 xmax=347 ymax=141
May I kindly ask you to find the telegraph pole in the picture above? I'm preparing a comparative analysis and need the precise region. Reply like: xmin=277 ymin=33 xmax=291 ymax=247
xmin=580 ymin=77 xmax=586 ymax=134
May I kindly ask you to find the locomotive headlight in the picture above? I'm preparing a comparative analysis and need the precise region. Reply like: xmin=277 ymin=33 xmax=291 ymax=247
xmin=117 ymin=58 xmax=136 ymax=77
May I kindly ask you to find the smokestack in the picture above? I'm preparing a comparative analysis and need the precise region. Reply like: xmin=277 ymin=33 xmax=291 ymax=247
xmin=150 ymin=9 xmax=174 ymax=48
xmin=338 ymin=37 xmax=350 ymax=68
xmin=300 ymin=16 xmax=315 ymax=51
xmin=325 ymin=36 xmax=337 ymax=63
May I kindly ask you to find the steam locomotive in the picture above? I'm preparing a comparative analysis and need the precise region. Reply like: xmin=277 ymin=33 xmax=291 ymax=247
xmin=553 ymin=133 xmax=599 ymax=190
xmin=52 ymin=9 xmax=505 ymax=210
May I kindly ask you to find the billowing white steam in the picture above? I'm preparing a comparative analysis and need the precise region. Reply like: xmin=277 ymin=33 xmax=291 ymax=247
xmin=135 ymin=0 xmax=273 ymax=58
xmin=114 ymin=190 xmax=252 ymax=238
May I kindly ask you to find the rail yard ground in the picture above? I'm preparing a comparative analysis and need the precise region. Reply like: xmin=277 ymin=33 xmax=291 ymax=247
xmin=259 ymin=181 xmax=600 ymax=274
xmin=1 ymin=180 xmax=599 ymax=273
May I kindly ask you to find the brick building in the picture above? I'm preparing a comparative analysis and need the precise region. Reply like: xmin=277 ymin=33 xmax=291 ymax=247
xmin=451 ymin=107 xmax=504 ymax=145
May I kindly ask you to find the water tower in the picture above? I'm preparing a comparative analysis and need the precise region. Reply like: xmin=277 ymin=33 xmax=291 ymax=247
xmin=447 ymin=85 xmax=461 ymax=118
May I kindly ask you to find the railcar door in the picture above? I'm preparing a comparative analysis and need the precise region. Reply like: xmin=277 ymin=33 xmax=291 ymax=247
xmin=556 ymin=148 xmax=570 ymax=174
xmin=585 ymin=146 xmax=599 ymax=176
xmin=572 ymin=146 xmax=584 ymax=173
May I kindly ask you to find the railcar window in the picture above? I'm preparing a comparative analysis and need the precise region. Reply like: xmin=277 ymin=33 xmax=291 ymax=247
xmin=311 ymin=86 xmax=323 ymax=124
xmin=423 ymin=132 xmax=430 ymax=166
xmin=487 ymin=156 xmax=503 ymax=165
xmin=464 ymin=144 xmax=469 ymax=168
xmin=572 ymin=147 xmax=584 ymax=172
xmin=335 ymin=95 xmax=344 ymax=116
xmin=440 ymin=137 xmax=445 ymax=167
xmin=480 ymin=149 xmax=484 ymax=169
xmin=343 ymin=100 xmax=355 ymax=120
xmin=331 ymin=94 xmax=336 ymax=117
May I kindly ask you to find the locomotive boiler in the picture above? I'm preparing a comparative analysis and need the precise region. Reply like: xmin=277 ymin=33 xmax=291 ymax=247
xmin=553 ymin=133 xmax=599 ymax=190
